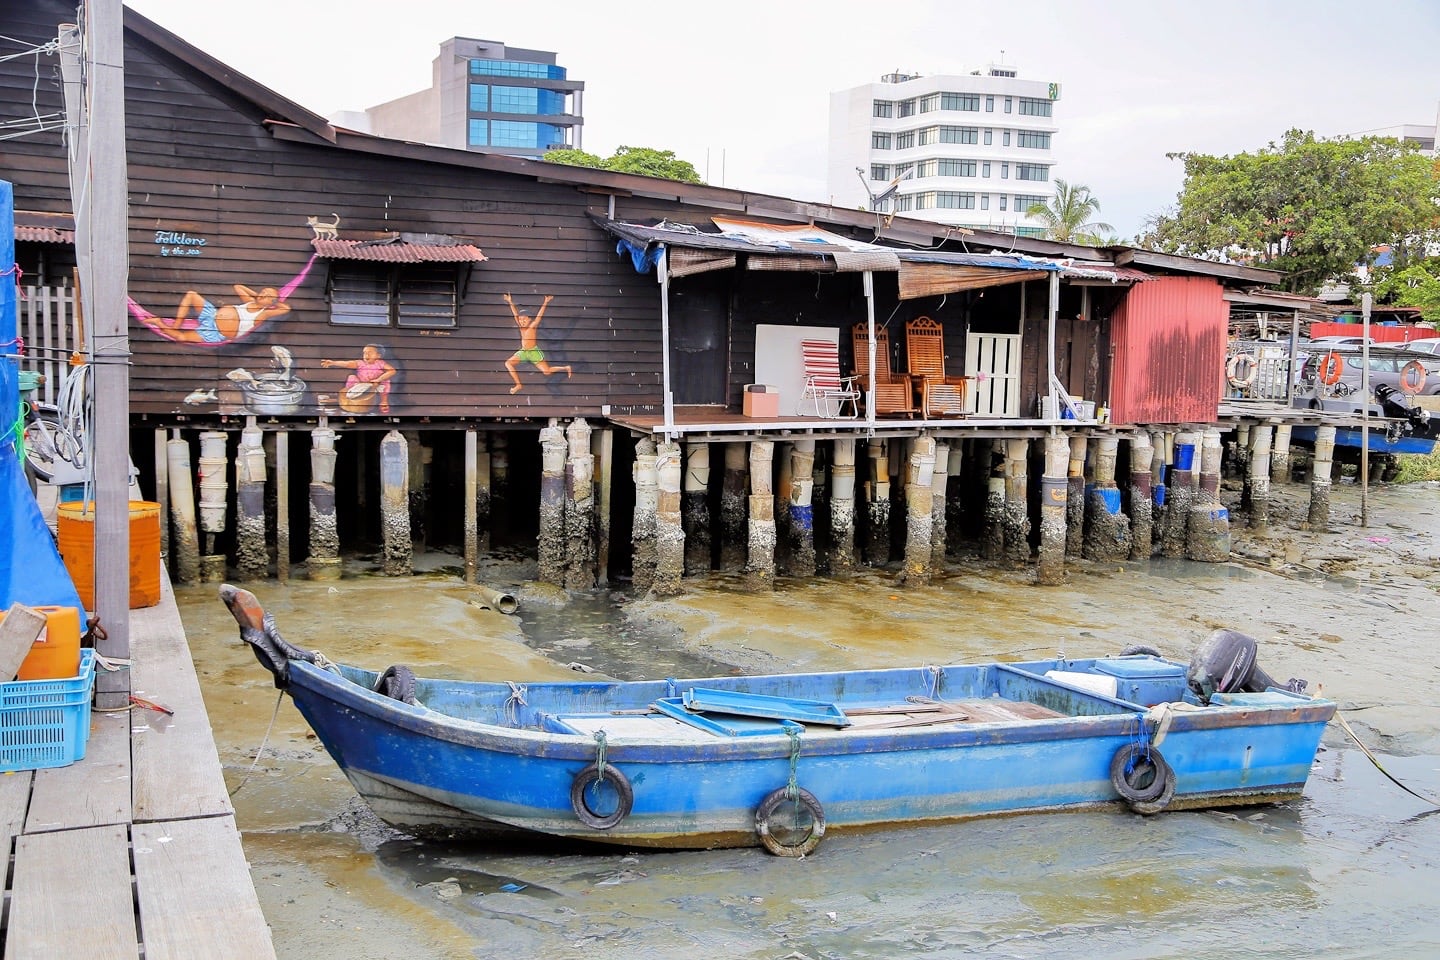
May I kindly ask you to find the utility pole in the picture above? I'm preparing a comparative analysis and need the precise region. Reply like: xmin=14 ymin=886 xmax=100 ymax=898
xmin=60 ymin=2 xmax=131 ymax=709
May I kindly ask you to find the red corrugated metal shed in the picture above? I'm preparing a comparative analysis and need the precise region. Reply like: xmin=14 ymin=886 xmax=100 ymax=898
xmin=1109 ymin=275 xmax=1227 ymax=424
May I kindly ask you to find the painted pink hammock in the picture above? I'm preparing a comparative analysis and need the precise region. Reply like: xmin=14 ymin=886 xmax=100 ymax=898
xmin=127 ymin=252 xmax=317 ymax=346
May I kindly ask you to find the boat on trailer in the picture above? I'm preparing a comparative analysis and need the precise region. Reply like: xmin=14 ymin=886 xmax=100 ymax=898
xmin=221 ymin=586 xmax=1335 ymax=857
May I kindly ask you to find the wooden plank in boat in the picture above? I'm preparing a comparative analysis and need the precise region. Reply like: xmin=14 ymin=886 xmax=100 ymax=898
xmin=25 ymin=710 xmax=130 ymax=833
xmin=6 ymin=824 xmax=137 ymax=959
xmin=132 ymin=817 xmax=277 ymax=960
xmin=680 ymin=687 xmax=851 ymax=727
xmin=956 ymin=700 xmax=1065 ymax=722
xmin=654 ymin=698 xmax=805 ymax=737
xmin=557 ymin=713 xmax=717 ymax=742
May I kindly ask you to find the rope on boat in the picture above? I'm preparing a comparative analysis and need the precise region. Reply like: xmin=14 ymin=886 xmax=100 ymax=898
xmin=593 ymin=730 xmax=608 ymax=782
xmin=230 ymin=689 xmax=284 ymax=797
xmin=785 ymin=725 xmax=802 ymax=801
xmin=924 ymin=665 xmax=941 ymax=700
xmin=1335 ymin=709 xmax=1440 ymax=809
xmin=503 ymin=682 xmax=528 ymax=724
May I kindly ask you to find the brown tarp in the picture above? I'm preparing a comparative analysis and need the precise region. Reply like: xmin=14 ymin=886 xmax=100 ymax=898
xmin=897 ymin=262 xmax=1048 ymax=300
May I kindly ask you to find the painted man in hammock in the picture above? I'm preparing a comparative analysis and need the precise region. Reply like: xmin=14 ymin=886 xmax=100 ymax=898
xmin=503 ymin=292 xmax=572 ymax=394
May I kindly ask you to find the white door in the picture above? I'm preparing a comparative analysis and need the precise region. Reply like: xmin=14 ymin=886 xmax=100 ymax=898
xmin=965 ymin=333 xmax=1021 ymax=417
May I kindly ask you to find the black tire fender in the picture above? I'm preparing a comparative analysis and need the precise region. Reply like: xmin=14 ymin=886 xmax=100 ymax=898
xmin=570 ymin=763 xmax=633 ymax=830
xmin=755 ymin=787 xmax=826 ymax=857
xmin=374 ymin=665 xmax=418 ymax=705
xmin=1110 ymin=743 xmax=1176 ymax=814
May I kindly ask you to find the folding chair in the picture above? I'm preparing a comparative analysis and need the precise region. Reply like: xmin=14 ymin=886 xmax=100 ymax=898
xmin=797 ymin=338 xmax=860 ymax=418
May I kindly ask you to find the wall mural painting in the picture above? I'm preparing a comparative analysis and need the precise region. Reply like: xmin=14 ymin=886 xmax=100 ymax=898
xmin=128 ymin=239 xmax=319 ymax=346
xmin=503 ymin=292 xmax=571 ymax=394
xmin=179 ymin=342 xmax=402 ymax=418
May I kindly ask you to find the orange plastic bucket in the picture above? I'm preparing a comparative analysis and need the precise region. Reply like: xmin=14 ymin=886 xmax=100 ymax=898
xmin=56 ymin=501 xmax=162 ymax=610
xmin=8 ymin=605 xmax=83 ymax=681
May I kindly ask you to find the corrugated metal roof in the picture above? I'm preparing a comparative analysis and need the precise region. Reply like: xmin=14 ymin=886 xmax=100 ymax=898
xmin=1059 ymin=261 xmax=1149 ymax=283
xmin=15 ymin=225 xmax=74 ymax=244
xmin=13 ymin=210 xmax=75 ymax=245
xmin=310 ymin=236 xmax=486 ymax=263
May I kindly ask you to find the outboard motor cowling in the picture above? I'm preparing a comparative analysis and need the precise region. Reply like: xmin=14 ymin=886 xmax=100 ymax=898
xmin=1187 ymin=629 xmax=1306 ymax=704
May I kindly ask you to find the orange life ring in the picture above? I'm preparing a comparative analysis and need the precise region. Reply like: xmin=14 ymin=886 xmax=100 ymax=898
xmin=1400 ymin=360 xmax=1427 ymax=395
xmin=1226 ymin=353 xmax=1257 ymax=388
xmin=1318 ymin=352 xmax=1344 ymax=386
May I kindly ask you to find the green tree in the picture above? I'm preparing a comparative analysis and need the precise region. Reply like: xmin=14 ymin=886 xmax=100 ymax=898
xmin=1025 ymin=180 xmax=1114 ymax=244
xmin=1140 ymin=130 xmax=1440 ymax=294
xmin=1371 ymin=260 xmax=1440 ymax=322
xmin=543 ymin=145 xmax=703 ymax=184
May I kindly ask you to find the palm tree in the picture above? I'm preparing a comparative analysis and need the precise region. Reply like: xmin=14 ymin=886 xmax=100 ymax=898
xmin=1025 ymin=180 xmax=1114 ymax=244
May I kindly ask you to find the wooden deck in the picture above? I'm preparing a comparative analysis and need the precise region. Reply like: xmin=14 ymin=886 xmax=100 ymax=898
xmin=0 ymin=572 xmax=275 ymax=959
xmin=607 ymin=405 xmax=1066 ymax=442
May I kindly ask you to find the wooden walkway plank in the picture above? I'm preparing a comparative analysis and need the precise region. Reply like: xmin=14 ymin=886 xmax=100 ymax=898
xmin=24 ymin=711 xmax=131 ymax=834
xmin=4 ymin=824 xmax=137 ymax=960
xmin=132 ymin=817 xmax=276 ymax=960
xmin=0 ymin=772 xmax=32 ymax=857
xmin=129 ymin=572 xmax=232 ymax=822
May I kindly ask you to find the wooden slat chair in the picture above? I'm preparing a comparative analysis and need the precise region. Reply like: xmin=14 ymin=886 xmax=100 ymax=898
xmin=797 ymin=338 xmax=860 ymax=418
xmin=904 ymin=316 xmax=969 ymax=417
xmin=851 ymin=323 xmax=915 ymax=417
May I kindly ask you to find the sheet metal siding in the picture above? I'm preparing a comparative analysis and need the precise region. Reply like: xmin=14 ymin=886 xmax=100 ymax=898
xmin=1109 ymin=276 xmax=1226 ymax=424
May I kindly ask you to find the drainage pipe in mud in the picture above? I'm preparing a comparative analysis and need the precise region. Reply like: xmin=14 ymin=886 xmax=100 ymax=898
xmin=379 ymin=429 xmax=412 ymax=576
xmin=166 ymin=432 xmax=200 ymax=584
xmin=830 ymin=438 xmax=857 ymax=574
xmin=1128 ymin=433 xmax=1154 ymax=562
xmin=631 ymin=436 xmax=659 ymax=593
xmin=788 ymin=439 xmax=817 ymax=578
xmin=651 ymin=439 xmax=684 ymax=598
xmin=1083 ymin=435 xmax=1130 ymax=562
xmin=472 ymin=584 xmax=519 ymax=615
xmin=565 ymin=418 xmax=596 ymax=590
xmin=682 ymin=442 xmax=712 ymax=576
xmin=1003 ymin=438 xmax=1031 ymax=569
xmin=1065 ymin=434 xmax=1086 ymax=557
xmin=745 ymin=440 xmax=776 ymax=591
xmin=1037 ymin=434 xmax=1069 ymax=585
xmin=930 ymin=442 xmax=949 ymax=571
xmin=901 ymin=436 xmax=936 ymax=586
xmin=1308 ymin=425 xmax=1336 ymax=529
xmin=307 ymin=424 xmax=340 ymax=581
xmin=235 ymin=420 xmax=268 ymax=581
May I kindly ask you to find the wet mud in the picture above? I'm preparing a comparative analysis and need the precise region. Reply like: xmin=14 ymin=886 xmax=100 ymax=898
xmin=178 ymin=479 xmax=1440 ymax=959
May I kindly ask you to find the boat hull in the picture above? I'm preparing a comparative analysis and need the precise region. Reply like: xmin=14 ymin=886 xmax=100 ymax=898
xmin=284 ymin=658 xmax=1334 ymax=850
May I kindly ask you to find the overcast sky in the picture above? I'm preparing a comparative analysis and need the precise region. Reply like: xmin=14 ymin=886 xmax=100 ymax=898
xmin=125 ymin=0 xmax=1440 ymax=240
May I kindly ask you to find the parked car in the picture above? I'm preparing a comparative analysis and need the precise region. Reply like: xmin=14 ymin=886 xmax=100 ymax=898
xmin=1298 ymin=345 xmax=1440 ymax=398
xmin=1395 ymin=337 xmax=1440 ymax=357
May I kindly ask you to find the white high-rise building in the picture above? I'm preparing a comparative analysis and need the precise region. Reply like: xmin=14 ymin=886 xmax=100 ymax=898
xmin=828 ymin=65 xmax=1061 ymax=236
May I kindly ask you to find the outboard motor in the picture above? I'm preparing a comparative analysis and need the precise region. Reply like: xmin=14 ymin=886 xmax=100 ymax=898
xmin=1187 ymin=629 xmax=1307 ymax=704
xmin=1375 ymin=383 xmax=1415 ymax=422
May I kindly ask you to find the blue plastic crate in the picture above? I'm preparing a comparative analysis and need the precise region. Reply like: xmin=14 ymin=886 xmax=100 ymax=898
xmin=0 ymin=650 xmax=95 ymax=772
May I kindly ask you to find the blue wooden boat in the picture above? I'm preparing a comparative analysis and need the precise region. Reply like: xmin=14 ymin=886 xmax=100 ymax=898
xmin=221 ymin=586 xmax=1335 ymax=856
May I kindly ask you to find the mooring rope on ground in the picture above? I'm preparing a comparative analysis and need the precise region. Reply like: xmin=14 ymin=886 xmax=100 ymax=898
xmin=230 ymin=689 xmax=284 ymax=797
xmin=1334 ymin=709 xmax=1440 ymax=809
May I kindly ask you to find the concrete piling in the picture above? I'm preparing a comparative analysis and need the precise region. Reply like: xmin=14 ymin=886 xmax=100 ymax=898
xmin=788 ymin=439 xmax=817 ymax=578
xmin=307 ymin=424 xmax=341 ymax=580
xmin=234 ymin=420 xmax=267 ymax=580
xmin=537 ymin=422 xmax=567 ymax=586
xmin=1246 ymin=424 xmax=1273 ymax=531
xmin=1160 ymin=431 xmax=1198 ymax=558
xmin=166 ymin=432 xmax=201 ymax=584
xmin=944 ymin=443 xmax=964 ymax=558
xmin=775 ymin=441 xmax=793 ymax=571
xmin=490 ymin=432 xmax=509 ymax=535
xmin=564 ymin=418 xmax=596 ymax=589
xmin=1186 ymin=427 xmax=1231 ymax=561
xmin=197 ymin=430 xmax=228 ymax=581
xmin=406 ymin=433 xmax=430 ymax=551
xmin=379 ymin=429 xmax=412 ymax=576
xmin=1002 ymin=438 xmax=1031 ymax=568
xmin=1083 ymin=435 xmax=1130 ymax=562
xmin=631 ymin=437 xmax=659 ymax=593
xmin=745 ymin=440 xmax=776 ymax=591
xmin=1128 ymin=433 xmax=1154 ymax=562
xmin=594 ymin=428 xmax=614 ymax=586
xmin=1037 ymin=434 xmax=1069 ymax=585
xmin=981 ymin=440 xmax=1005 ymax=562
xmin=930 ymin=442 xmax=949 ymax=571
xmin=1272 ymin=423 xmax=1292 ymax=484
xmin=651 ymin=439 xmax=684 ymax=597
xmin=900 ymin=436 xmax=936 ymax=586
xmin=719 ymin=443 xmax=748 ymax=571
xmin=865 ymin=440 xmax=891 ymax=565
xmin=830 ymin=438 xmax=858 ymax=574
xmin=464 ymin=428 xmax=478 ymax=583
xmin=1308 ymin=425 xmax=1336 ymax=530
xmin=274 ymin=431 xmax=289 ymax=582
xmin=1065 ymin=434 xmax=1086 ymax=557
xmin=682 ymin=442 xmax=712 ymax=575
